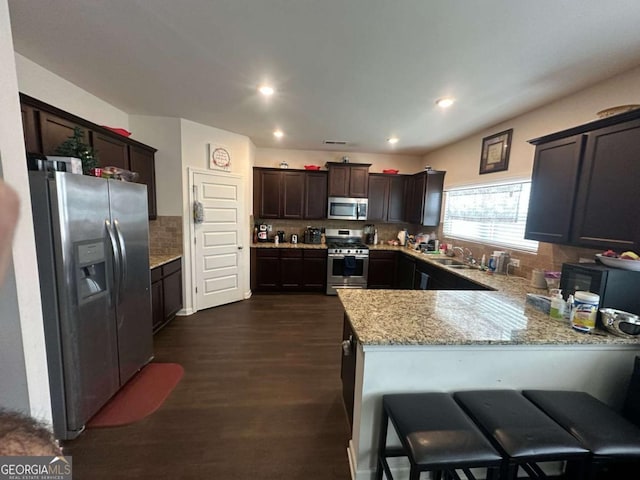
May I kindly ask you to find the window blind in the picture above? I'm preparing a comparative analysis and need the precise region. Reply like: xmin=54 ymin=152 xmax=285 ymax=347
xmin=443 ymin=181 xmax=539 ymax=252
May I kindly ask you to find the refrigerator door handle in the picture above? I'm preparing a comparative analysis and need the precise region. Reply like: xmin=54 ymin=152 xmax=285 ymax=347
xmin=105 ymin=219 xmax=121 ymax=305
xmin=113 ymin=219 xmax=128 ymax=301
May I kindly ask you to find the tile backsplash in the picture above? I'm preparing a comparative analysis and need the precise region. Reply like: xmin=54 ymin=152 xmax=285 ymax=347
xmin=149 ymin=216 xmax=183 ymax=255
xmin=250 ymin=217 xmax=603 ymax=283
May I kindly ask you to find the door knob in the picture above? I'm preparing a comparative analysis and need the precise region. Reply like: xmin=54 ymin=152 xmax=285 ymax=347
xmin=238 ymin=246 xmax=243 ymax=250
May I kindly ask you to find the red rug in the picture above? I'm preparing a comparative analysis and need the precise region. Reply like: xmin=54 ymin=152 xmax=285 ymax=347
xmin=87 ymin=363 xmax=184 ymax=428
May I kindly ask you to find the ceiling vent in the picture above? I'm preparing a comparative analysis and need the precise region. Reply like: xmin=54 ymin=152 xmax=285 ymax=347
xmin=323 ymin=140 xmax=348 ymax=145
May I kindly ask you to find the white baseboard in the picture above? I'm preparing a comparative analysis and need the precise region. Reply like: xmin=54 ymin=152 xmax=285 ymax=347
xmin=244 ymin=290 xmax=252 ymax=299
xmin=176 ymin=307 xmax=194 ymax=316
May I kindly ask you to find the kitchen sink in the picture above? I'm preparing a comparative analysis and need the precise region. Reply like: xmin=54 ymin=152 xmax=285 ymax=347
xmin=430 ymin=258 xmax=466 ymax=266
xmin=430 ymin=258 xmax=477 ymax=269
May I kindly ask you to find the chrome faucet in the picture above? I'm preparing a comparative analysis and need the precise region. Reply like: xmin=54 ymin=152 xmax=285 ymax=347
xmin=452 ymin=246 xmax=476 ymax=265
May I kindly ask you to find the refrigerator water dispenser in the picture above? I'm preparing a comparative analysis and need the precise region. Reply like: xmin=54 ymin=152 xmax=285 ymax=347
xmin=76 ymin=241 xmax=108 ymax=304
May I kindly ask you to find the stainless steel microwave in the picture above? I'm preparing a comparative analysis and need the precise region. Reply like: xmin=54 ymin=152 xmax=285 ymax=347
xmin=327 ymin=197 xmax=368 ymax=221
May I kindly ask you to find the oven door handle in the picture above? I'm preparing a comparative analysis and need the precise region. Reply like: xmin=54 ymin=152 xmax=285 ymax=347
xmin=328 ymin=254 xmax=369 ymax=259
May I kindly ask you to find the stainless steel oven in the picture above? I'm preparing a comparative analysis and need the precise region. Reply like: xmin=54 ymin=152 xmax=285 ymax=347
xmin=325 ymin=229 xmax=369 ymax=295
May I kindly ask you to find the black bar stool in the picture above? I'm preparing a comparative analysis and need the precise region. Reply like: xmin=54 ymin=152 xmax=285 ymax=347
xmin=454 ymin=390 xmax=589 ymax=479
xmin=523 ymin=390 xmax=640 ymax=479
xmin=376 ymin=392 xmax=502 ymax=480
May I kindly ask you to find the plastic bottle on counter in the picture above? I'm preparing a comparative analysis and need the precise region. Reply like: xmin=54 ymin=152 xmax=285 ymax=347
xmin=564 ymin=294 xmax=574 ymax=323
xmin=373 ymin=229 xmax=378 ymax=245
xmin=274 ymin=235 xmax=279 ymax=246
xmin=549 ymin=290 xmax=565 ymax=320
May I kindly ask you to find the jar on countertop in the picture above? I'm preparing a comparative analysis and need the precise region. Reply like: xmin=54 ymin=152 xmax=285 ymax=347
xmin=570 ymin=291 xmax=600 ymax=332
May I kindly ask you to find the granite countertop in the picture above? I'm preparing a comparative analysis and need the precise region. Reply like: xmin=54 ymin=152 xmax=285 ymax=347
xmin=338 ymin=248 xmax=640 ymax=347
xmin=149 ymin=254 xmax=182 ymax=269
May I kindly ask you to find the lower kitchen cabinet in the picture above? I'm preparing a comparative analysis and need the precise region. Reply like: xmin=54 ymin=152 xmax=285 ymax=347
xmin=251 ymin=248 xmax=326 ymax=292
xmin=151 ymin=258 xmax=183 ymax=333
xmin=341 ymin=314 xmax=357 ymax=429
xmin=396 ymin=253 xmax=416 ymax=290
xmin=302 ymin=249 xmax=327 ymax=291
xmin=368 ymin=250 xmax=397 ymax=289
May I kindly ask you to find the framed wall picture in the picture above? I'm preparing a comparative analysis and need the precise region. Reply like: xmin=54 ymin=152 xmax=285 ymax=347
xmin=479 ymin=129 xmax=512 ymax=174
xmin=208 ymin=144 xmax=231 ymax=171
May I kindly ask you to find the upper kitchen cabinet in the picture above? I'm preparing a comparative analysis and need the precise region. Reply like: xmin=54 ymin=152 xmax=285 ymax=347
xmin=304 ymin=171 xmax=328 ymax=219
xmin=19 ymin=94 xmax=158 ymax=220
xmin=39 ymin=111 xmax=87 ymax=155
xmin=326 ymin=162 xmax=371 ymax=198
xmin=405 ymin=170 xmax=445 ymax=226
xmin=572 ymin=119 xmax=640 ymax=249
xmin=91 ymin=130 xmax=129 ymax=170
xmin=368 ymin=174 xmax=407 ymax=223
xmin=129 ymin=145 xmax=158 ymax=220
xmin=525 ymin=135 xmax=585 ymax=243
xmin=253 ymin=167 xmax=327 ymax=220
xmin=526 ymin=110 xmax=640 ymax=250
xmin=21 ymin=103 xmax=41 ymax=153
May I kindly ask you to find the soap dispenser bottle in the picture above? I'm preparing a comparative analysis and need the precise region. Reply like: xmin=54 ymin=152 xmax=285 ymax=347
xmin=549 ymin=289 xmax=565 ymax=320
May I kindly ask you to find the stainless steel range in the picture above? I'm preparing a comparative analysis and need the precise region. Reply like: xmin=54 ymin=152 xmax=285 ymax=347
xmin=326 ymin=228 xmax=369 ymax=295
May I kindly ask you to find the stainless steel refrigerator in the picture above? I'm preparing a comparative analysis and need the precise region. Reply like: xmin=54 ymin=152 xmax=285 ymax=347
xmin=29 ymin=171 xmax=153 ymax=440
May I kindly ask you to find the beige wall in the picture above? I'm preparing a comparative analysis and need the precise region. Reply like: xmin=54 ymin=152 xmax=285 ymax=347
xmin=255 ymin=147 xmax=423 ymax=174
xmin=180 ymin=118 xmax=255 ymax=311
xmin=15 ymin=53 xmax=130 ymax=129
xmin=0 ymin=0 xmax=51 ymax=422
xmin=424 ymin=64 xmax=640 ymax=188
xmin=423 ymin=65 xmax=640 ymax=279
xmin=129 ymin=115 xmax=183 ymax=216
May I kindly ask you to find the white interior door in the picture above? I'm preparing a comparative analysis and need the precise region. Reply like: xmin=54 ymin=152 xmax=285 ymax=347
xmin=191 ymin=170 xmax=244 ymax=311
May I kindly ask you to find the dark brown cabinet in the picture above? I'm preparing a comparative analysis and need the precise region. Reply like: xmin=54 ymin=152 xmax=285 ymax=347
xmin=572 ymin=120 xmax=640 ymax=249
xmin=151 ymin=258 xmax=183 ymax=333
xmin=302 ymin=249 xmax=327 ymax=291
xmin=92 ymin=131 xmax=130 ymax=170
xmin=129 ymin=145 xmax=158 ymax=220
xmin=304 ymin=171 xmax=328 ymax=219
xmin=20 ymin=94 xmax=158 ymax=220
xmin=368 ymin=250 xmax=397 ymax=289
xmin=281 ymin=250 xmax=304 ymax=290
xmin=341 ymin=315 xmax=357 ymax=429
xmin=526 ymin=111 xmax=640 ymax=250
xmin=326 ymin=163 xmax=371 ymax=198
xmin=251 ymin=248 xmax=326 ymax=292
xmin=21 ymin=104 xmax=40 ymax=153
xmin=253 ymin=169 xmax=304 ymax=219
xmin=368 ymin=174 xmax=407 ymax=223
xmin=405 ymin=170 xmax=445 ymax=226
xmin=525 ymin=135 xmax=585 ymax=244
xmin=396 ymin=253 xmax=416 ymax=289
xmin=253 ymin=168 xmax=327 ymax=220
xmin=39 ymin=111 xmax=86 ymax=155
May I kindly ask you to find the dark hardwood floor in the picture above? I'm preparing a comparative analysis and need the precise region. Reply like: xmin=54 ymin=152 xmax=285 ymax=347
xmin=63 ymin=294 xmax=352 ymax=479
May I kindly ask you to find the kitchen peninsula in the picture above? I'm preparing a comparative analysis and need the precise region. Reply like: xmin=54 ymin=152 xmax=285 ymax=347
xmin=338 ymin=259 xmax=640 ymax=480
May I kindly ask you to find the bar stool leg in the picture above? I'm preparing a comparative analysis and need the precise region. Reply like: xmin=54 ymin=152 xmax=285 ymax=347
xmin=376 ymin=407 xmax=390 ymax=480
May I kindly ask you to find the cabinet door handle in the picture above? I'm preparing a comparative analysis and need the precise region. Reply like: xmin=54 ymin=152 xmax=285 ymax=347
xmin=342 ymin=335 xmax=354 ymax=355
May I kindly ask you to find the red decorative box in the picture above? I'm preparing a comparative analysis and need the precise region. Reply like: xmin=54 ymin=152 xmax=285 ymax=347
xmin=382 ymin=169 xmax=399 ymax=174
xmin=304 ymin=165 xmax=321 ymax=170
xmin=102 ymin=126 xmax=132 ymax=137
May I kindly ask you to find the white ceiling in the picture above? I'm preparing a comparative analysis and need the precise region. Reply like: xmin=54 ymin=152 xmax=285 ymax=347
xmin=8 ymin=0 xmax=640 ymax=155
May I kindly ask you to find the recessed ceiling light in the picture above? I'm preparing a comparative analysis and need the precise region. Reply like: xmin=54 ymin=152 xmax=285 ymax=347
xmin=273 ymin=130 xmax=284 ymax=138
xmin=259 ymin=85 xmax=275 ymax=96
xmin=436 ymin=97 xmax=455 ymax=108
xmin=387 ymin=137 xmax=399 ymax=144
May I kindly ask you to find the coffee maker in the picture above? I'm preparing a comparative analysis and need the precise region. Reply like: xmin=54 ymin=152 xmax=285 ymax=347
xmin=364 ymin=224 xmax=376 ymax=244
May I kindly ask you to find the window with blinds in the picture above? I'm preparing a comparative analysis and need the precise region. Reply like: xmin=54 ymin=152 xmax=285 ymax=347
xmin=442 ymin=181 xmax=539 ymax=252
